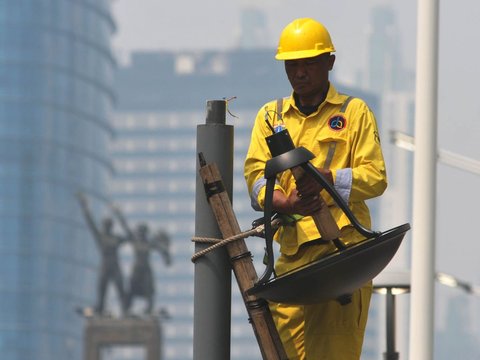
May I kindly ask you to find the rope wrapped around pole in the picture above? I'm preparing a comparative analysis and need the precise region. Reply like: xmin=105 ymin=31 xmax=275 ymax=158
xmin=191 ymin=218 xmax=282 ymax=262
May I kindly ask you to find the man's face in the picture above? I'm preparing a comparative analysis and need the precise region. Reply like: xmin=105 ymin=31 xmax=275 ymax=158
xmin=284 ymin=53 xmax=335 ymax=100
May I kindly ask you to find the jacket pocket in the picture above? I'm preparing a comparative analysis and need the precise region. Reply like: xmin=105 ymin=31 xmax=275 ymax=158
xmin=313 ymin=136 xmax=348 ymax=169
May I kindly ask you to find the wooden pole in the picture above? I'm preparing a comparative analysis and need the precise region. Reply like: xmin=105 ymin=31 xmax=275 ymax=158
xmin=198 ymin=154 xmax=288 ymax=360
xmin=291 ymin=167 xmax=341 ymax=242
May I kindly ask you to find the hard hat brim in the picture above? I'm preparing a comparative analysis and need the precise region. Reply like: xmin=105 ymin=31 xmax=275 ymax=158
xmin=275 ymin=47 xmax=335 ymax=61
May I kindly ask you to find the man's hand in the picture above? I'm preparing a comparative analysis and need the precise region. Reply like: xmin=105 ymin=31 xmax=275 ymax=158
xmin=271 ymin=168 xmax=333 ymax=216
xmin=295 ymin=168 xmax=333 ymax=197
xmin=272 ymin=189 xmax=324 ymax=216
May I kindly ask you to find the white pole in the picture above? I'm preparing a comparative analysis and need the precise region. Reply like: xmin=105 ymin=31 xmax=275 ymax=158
xmin=409 ymin=0 xmax=439 ymax=359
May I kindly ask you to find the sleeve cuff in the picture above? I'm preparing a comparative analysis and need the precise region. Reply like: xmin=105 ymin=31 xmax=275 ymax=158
xmin=251 ymin=178 xmax=284 ymax=211
xmin=333 ymin=168 xmax=352 ymax=204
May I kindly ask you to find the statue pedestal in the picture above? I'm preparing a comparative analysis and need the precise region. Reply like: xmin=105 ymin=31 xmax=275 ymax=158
xmin=84 ymin=316 xmax=162 ymax=360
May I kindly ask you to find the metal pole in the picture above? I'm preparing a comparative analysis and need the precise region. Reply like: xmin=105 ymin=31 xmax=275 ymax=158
xmin=409 ymin=0 xmax=439 ymax=359
xmin=194 ymin=100 xmax=233 ymax=360
xmin=384 ymin=289 xmax=399 ymax=360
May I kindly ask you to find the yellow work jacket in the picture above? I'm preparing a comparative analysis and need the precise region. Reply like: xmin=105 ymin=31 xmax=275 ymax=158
xmin=244 ymin=84 xmax=387 ymax=255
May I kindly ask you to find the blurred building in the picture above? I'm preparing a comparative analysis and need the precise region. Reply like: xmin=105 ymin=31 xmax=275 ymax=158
xmin=237 ymin=7 xmax=270 ymax=49
xmin=111 ymin=49 xmax=380 ymax=360
xmin=364 ymin=4 xmax=415 ymax=358
xmin=364 ymin=4 xmax=480 ymax=359
xmin=365 ymin=4 xmax=413 ymax=94
xmin=0 ymin=1 xmax=116 ymax=359
xmin=435 ymin=289 xmax=480 ymax=359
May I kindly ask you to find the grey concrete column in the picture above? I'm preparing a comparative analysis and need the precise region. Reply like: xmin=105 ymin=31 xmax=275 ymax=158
xmin=193 ymin=100 xmax=233 ymax=360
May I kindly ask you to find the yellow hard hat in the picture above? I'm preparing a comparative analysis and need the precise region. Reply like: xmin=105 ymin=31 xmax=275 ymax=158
xmin=275 ymin=18 xmax=335 ymax=60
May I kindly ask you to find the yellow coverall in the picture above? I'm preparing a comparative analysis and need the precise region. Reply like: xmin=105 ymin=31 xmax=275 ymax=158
xmin=244 ymin=84 xmax=387 ymax=359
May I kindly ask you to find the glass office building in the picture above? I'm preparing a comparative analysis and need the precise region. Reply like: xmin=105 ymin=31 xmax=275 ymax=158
xmin=0 ymin=1 xmax=115 ymax=359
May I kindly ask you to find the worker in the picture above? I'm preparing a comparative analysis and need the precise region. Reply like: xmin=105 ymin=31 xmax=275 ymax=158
xmin=244 ymin=18 xmax=387 ymax=359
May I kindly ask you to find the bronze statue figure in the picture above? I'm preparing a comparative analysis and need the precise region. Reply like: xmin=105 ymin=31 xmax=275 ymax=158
xmin=77 ymin=193 xmax=128 ymax=315
xmin=115 ymin=209 xmax=172 ymax=314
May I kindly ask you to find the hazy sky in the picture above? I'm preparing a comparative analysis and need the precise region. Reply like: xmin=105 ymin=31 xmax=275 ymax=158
xmin=111 ymin=0 xmax=480 ymax=285
xmin=111 ymin=0 xmax=417 ymax=77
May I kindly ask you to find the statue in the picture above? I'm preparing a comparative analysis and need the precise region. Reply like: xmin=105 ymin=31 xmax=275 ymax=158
xmin=76 ymin=193 xmax=128 ymax=315
xmin=115 ymin=208 xmax=172 ymax=315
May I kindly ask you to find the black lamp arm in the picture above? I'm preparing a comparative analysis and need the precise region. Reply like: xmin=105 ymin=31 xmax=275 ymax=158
xmin=301 ymin=162 xmax=378 ymax=239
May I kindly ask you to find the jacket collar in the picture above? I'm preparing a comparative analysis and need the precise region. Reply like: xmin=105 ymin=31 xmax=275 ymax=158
xmin=283 ymin=83 xmax=345 ymax=115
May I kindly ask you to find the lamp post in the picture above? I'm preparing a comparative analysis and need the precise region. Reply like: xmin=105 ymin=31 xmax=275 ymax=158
xmin=373 ymin=270 xmax=480 ymax=360
xmin=373 ymin=271 xmax=411 ymax=360
xmin=409 ymin=0 xmax=440 ymax=358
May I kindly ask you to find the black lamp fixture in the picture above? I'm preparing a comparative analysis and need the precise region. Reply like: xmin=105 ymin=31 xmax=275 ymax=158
xmin=247 ymin=127 xmax=411 ymax=305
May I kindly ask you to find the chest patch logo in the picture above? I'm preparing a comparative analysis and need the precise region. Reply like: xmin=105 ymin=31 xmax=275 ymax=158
xmin=328 ymin=115 xmax=347 ymax=131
